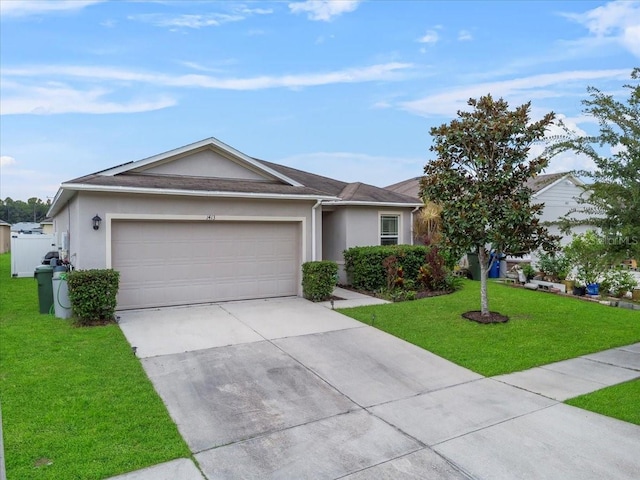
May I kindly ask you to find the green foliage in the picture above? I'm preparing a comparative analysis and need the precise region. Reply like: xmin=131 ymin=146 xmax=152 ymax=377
xmin=301 ymin=261 xmax=338 ymax=302
xmin=421 ymin=94 xmax=557 ymax=315
xmin=0 ymin=197 xmax=51 ymax=223
xmin=343 ymin=245 xmax=428 ymax=291
xmin=537 ymin=251 xmax=571 ymax=280
xmin=417 ymin=245 xmax=449 ymax=291
xmin=522 ymin=263 xmax=536 ymax=281
xmin=549 ymin=68 xmax=640 ymax=260
xmin=563 ymin=230 xmax=610 ymax=286
xmin=600 ymin=268 xmax=638 ymax=298
xmin=67 ymin=269 xmax=120 ymax=324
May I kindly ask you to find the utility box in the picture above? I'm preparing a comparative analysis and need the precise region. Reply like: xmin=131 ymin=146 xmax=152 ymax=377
xmin=34 ymin=265 xmax=54 ymax=314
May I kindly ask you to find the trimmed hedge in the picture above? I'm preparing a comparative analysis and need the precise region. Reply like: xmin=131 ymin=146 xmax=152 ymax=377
xmin=344 ymin=245 xmax=429 ymax=291
xmin=67 ymin=269 xmax=120 ymax=325
xmin=302 ymin=261 xmax=338 ymax=302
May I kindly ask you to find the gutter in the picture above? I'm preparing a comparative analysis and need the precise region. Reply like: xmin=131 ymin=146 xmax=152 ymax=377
xmin=311 ymin=200 xmax=322 ymax=261
xmin=47 ymin=183 xmax=339 ymax=217
xmin=410 ymin=205 xmax=421 ymax=245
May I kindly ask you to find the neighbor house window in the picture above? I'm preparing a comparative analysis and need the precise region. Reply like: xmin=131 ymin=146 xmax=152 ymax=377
xmin=380 ymin=214 xmax=400 ymax=245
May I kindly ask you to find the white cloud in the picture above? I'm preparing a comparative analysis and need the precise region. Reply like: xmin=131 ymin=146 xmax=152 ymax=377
xmin=562 ymin=0 xmax=640 ymax=57
xmin=129 ymin=13 xmax=245 ymax=29
xmin=2 ymin=62 xmax=413 ymax=96
xmin=0 ymin=155 xmax=16 ymax=167
xmin=418 ymin=30 xmax=439 ymax=44
xmin=277 ymin=152 xmax=424 ymax=187
xmin=0 ymin=82 xmax=176 ymax=115
xmin=458 ymin=30 xmax=472 ymax=41
xmin=401 ymin=69 xmax=631 ymax=117
xmin=289 ymin=0 xmax=361 ymax=22
xmin=0 ymin=0 xmax=103 ymax=17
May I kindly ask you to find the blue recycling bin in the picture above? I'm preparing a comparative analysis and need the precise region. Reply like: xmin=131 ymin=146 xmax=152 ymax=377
xmin=488 ymin=254 xmax=501 ymax=278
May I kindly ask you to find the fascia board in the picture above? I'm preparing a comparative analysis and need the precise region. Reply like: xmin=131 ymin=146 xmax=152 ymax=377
xmin=55 ymin=183 xmax=339 ymax=202
xmin=324 ymin=201 xmax=423 ymax=207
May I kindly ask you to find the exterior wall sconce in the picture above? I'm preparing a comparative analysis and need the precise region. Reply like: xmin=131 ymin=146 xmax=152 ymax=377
xmin=92 ymin=214 xmax=102 ymax=230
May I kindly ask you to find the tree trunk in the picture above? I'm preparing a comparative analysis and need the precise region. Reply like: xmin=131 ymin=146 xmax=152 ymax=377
xmin=478 ymin=247 xmax=490 ymax=316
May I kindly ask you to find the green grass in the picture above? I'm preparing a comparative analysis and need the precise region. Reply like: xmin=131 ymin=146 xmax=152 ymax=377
xmin=0 ymin=254 xmax=190 ymax=479
xmin=338 ymin=280 xmax=640 ymax=377
xmin=566 ymin=379 xmax=640 ymax=425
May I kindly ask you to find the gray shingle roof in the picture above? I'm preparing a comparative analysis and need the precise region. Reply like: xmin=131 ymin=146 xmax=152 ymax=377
xmin=63 ymin=158 xmax=420 ymax=204
xmin=386 ymin=172 xmax=573 ymax=198
xmin=260 ymin=159 xmax=420 ymax=203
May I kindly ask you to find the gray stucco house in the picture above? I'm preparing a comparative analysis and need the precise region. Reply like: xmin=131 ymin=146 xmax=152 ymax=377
xmin=48 ymin=137 xmax=421 ymax=309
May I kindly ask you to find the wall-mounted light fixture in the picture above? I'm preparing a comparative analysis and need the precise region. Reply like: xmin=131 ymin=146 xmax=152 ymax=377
xmin=92 ymin=214 xmax=102 ymax=230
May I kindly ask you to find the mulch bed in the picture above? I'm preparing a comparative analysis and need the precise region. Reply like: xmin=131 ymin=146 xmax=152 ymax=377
xmin=462 ymin=311 xmax=509 ymax=324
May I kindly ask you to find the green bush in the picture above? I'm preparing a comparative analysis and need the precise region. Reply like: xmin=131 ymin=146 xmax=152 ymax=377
xmin=302 ymin=261 xmax=338 ymax=302
xmin=343 ymin=245 xmax=428 ymax=291
xmin=67 ymin=269 xmax=120 ymax=325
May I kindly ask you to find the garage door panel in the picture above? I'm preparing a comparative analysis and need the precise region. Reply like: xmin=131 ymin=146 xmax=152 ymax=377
xmin=112 ymin=221 xmax=300 ymax=309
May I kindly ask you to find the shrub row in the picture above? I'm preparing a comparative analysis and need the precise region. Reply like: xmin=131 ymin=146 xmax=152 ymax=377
xmin=67 ymin=269 xmax=120 ymax=325
xmin=302 ymin=261 xmax=338 ymax=302
xmin=344 ymin=245 xmax=429 ymax=291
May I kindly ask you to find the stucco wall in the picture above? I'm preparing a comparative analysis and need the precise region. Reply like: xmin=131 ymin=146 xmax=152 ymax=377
xmin=323 ymin=206 xmax=415 ymax=283
xmin=0 ymin=224 xmax=10 ymax=253
xmin=54 ymin=191 xmax=318 ymax=270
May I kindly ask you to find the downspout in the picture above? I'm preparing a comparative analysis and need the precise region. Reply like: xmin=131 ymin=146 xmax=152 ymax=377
xmin=311 ymin=200 xmax=322 ymax=261
xmin=410 ymin=206 xmax=421 ymax=245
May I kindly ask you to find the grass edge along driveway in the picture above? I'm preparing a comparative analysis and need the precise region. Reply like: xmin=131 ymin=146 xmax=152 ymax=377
xmin=339 ymin=280 xmax=640 ymax=425
xmin=0 ymin=254 xmax=190 ymax=480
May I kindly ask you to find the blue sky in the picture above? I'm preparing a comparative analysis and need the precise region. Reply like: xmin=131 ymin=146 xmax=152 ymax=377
xmin=1 ymin=0 xmax=638 ymax=201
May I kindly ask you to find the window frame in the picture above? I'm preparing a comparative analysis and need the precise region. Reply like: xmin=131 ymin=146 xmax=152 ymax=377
xmin=379 ymin=212 xmax=401 ymax=245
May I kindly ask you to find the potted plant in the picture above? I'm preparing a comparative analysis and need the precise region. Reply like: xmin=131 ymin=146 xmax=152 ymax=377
xmin=564 ymin=231 xmax=609 ymax=296
xmin=537 ymin=251 xmax=570 ymax=283
xmin=521 ymin=263 xmax=536 ymax=282
xmin=572 ymin=283 xmax=586 ymax=296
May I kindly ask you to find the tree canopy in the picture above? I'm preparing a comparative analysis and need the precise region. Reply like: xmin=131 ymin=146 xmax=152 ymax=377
xmin=421 ymin=95 xmax=556 ymax=317
xmin=549 ymin=68 xmax=640 ymax=260
xmin=0 ymin=197 xmax=51 ymax=224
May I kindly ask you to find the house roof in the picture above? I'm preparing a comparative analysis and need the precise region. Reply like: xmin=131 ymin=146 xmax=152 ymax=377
xmin=260 ymin=160 xmax=421 ymax=205
xmin=48 ymin=138 xmax=421 ymax=216
xmin=385 ymin=172 xmax=581 ymax=199
xmin=385 ymin=177 xmax=422 ymax=199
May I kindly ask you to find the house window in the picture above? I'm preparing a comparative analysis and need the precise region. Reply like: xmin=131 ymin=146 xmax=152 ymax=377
xmin=380 ymin=214 xmax=400 ymax=245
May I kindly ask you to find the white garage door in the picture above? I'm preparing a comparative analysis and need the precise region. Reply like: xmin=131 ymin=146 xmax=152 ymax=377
xmin=112 ymin=220 xmax=300 ymax=309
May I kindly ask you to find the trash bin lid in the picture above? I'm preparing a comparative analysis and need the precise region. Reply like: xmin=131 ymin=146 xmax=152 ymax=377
xmin=35 ymin=265 xmax=54 ymax=273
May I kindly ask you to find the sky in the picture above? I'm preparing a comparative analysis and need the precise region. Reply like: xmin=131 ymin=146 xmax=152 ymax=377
xmin=1 ymin=0 xmax=638 ymax=202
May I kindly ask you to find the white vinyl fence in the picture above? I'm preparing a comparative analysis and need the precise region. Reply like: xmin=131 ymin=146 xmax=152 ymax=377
xmin=10 ymin=234 xmax=57 ymax=278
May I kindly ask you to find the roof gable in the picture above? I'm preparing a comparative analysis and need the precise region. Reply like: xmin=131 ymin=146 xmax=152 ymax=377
xmin=100 ymin=137 xmax=302 ymax=187
xmin=137 ymin=147 xmax=271 ymax=182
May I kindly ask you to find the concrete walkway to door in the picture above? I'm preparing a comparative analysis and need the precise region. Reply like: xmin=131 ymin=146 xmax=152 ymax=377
xmin=110 ymin=296 xmax=640 ymax=480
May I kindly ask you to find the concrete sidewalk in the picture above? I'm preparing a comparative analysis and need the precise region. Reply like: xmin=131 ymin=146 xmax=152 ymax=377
xmin=110 ymin=296 xmax=640 ymax=480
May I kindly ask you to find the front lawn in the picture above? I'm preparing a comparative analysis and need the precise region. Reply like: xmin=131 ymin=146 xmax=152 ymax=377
xmin=0 ymin=253 xmax=190 ymax=480
xmin=565 ymin=379 xmax=640 ymax=425
xmin=338 ymin=280 xmax=640 ymax=377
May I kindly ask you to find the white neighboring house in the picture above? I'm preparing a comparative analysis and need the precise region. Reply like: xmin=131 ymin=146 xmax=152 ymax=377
xmin=386 ymin=172 xmax=595 ymax=265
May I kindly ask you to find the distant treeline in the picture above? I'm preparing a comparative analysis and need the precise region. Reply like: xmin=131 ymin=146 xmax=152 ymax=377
xmin=1 ymin=197 xmax=52 ymax=224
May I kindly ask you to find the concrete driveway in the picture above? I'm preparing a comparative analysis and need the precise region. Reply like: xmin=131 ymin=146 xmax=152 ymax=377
xmin=116 ymin=297 xmax=640 ymax=480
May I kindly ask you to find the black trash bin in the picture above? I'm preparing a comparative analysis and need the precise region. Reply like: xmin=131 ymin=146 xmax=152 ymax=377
xmin=34 ymin=265 xmax=54 ymax=314
xmin=467 ymin=253 xmax=481 ymax=281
